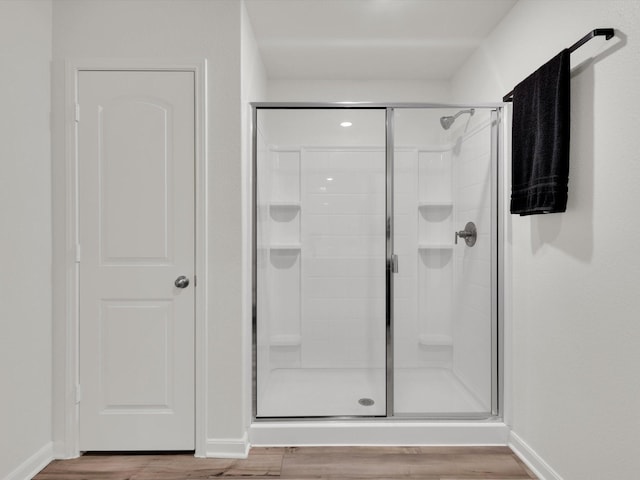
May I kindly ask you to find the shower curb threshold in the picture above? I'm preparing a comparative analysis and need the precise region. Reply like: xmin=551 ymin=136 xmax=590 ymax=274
xmin=249 ymin=421 xmax=509 ymax=447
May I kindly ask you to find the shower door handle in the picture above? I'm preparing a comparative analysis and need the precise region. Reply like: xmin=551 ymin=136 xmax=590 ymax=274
xmin=391 ymin=254 xmax=399 ymax=273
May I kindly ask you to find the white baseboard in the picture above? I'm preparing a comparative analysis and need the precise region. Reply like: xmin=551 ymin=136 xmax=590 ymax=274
xmin=509 ymin=431 xmax=563 ymax=480
xmin=206 ymin=434 xmax=250 ymax=458
xmin=250 ymin=421 xmax=510 ymax=446
xmin=2 ymin=442 xmax=53 ymax=480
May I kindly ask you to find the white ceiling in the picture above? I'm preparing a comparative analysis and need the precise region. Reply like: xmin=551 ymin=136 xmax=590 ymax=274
xmin=244 ymin=0 xmax=518 ymax=80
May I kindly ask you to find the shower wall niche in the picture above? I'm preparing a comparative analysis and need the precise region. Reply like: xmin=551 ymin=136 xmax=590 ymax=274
xmin=417 ymin=148 xmax=454 ymax=353
xmin=256 ymin=127 xmax=303 ymax=408
xmin=255 ymin=106 xmax=497 ymax=419
xmin=266 ymin=149 xmax=301 ymax=352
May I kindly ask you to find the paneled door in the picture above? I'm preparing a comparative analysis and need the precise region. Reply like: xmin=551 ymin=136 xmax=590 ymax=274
xmin=78 ymin=71 xmax=195 ymax=450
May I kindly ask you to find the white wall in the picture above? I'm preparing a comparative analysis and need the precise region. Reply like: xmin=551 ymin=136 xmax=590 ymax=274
xmin=240 ymin=0 xmax=268 ymax=435
xmin=51 ymin=0 xmax=261 ymax=457
xmin=452 ymin=1 xmax=640 ymax=478
xmin=300 ymin=148 xmax=387 ymax=370
xmin=0 ymin=1 xmax=53 ymax=478
xmin=268 ymin=79 xmax=450 ymax=103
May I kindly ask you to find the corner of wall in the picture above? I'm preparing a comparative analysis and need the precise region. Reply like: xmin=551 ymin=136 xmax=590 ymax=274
xmin=509 ymin=431 xmax=563 ymax=480
xmin=240 ymin=0 xmax=268 ymax=439
xmin=1 ymin=443 xmax=53 ymax=480
xmin=0 ymin=1 xmax=54 ymax=478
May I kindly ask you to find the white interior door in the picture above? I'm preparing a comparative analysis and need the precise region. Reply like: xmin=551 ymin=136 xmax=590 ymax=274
xmin=78 ymin=70 xmax=195 ymax=450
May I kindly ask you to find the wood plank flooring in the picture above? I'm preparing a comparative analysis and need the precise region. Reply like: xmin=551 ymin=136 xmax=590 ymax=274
xmin=34 ymin=446 xmax=537 ymax=479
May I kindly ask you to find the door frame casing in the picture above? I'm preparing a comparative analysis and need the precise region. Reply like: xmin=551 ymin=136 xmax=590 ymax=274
xmin=56 ymin=59 xmax=208 ymax=458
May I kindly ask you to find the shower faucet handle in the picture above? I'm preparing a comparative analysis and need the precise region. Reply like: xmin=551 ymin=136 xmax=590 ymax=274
xmin=455 ymin=222 xmax=477 ymax=247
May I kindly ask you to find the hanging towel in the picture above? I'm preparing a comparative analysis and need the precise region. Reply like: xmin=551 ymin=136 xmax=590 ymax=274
xmin=510 ymin=48 xmax=571 ymax=216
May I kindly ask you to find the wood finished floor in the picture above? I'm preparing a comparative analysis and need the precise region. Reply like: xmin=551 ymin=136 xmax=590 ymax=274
xmin=34 ymin=446 xmax=537 ymax=479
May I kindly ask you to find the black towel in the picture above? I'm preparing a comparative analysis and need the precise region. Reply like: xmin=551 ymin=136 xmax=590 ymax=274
xmin=510 ymin=49 xmax=570 ymax=216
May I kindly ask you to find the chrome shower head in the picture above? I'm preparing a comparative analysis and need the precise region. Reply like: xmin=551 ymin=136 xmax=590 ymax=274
xmin=440 ymin=116 xmax=456 ymax=130
xmin=440 ymin=108 xmax=475 ymax=130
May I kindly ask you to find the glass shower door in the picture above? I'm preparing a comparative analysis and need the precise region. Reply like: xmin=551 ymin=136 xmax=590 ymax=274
xmin=392 ymin=107 xmax=497 ymax=417
xmin=255 ymin=108 xmax=387 ymax=417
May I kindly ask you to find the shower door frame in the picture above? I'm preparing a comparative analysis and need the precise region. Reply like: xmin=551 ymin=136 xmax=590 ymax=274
xmin=251 ymin=102 xmax=504 ymax=421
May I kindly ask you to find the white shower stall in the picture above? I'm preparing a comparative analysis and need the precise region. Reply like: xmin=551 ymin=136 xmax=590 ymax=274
xmin=253 ymin=105 xmax=499 ymax=420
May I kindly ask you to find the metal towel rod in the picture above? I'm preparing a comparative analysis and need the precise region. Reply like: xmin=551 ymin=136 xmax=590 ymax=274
xmin=502 ymin=28 xmax=615 ymax=102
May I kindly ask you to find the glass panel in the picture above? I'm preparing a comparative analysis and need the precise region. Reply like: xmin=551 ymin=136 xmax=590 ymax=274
xmin=256 ymin=109 xmax=387 ymax=417
xmin=393 ymin=108 xmax=495 ymax=416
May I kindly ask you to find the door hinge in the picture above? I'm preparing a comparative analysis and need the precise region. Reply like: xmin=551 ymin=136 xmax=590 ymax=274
xmin=75 ymin=385 xmax=82 ymax=404
xmin=75 ymin=103 xmax=80 ymax=123
xmin=75 ymin=244 xmax=81 ymax=263
xmin=391 ymin=254 xmax=399 ymax=273
xmin=194 ymin=275 xmax=197 ymax=287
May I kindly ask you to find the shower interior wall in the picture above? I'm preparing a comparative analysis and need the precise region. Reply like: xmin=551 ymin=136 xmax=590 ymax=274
xmin=395 ymin=109 xmax=495 ymax=412
xmin=256 ymin=106 xmax=494 ymax=415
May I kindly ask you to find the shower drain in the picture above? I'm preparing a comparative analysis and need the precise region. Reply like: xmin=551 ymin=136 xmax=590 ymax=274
xmin=358 ymin=398 xmax=375 ymax=406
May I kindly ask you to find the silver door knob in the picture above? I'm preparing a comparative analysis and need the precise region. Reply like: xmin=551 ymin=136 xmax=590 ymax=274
xmin=174 ymin=276 xmax=190 ymax=288
xmin=455 ymin=222 xmax=477 ymax=247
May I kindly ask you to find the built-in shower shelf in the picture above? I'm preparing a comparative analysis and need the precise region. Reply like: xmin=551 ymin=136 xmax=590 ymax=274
xmin=418 ymin=201 xmax=453 ymax=208
xmin=269 ymin=334 xmax=301 ymax=347
xmin=269 ymin=202 xmax=301 ymax=209
xmin=269 ymin=244 xmax=301 ymax=251
xmin=418 ymin=334 xmax=453 ymax=346
xmin=418 ymin=243 xmax=454 ymax=250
